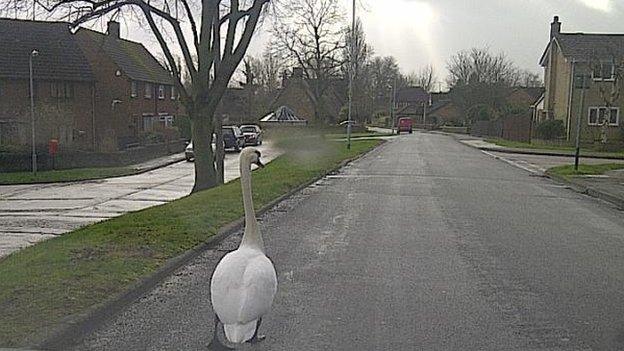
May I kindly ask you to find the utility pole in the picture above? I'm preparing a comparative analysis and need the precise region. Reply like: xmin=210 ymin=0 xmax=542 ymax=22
xmin=29 ymin=49 xmax=39 ymax=175
xmin=574 ymin=66 xmax=587 ymax=171
xmin=346 ymin=0 xmax=355 ymax=150
xmin=391 ymin=76 xmax=397 ymax=134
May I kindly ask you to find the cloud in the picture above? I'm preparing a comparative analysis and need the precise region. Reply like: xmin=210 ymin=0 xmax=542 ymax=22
xmin=577 ymin=0 xmax=612 ymax=12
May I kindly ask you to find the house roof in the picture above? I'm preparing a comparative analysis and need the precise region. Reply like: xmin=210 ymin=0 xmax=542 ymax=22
xmin=509 ymin=87 xmax=545 ymax=103
xmin=541 ymin=33 xmax=624 ymax=66
xmin=0 ymin=18 xmax=94 ymax=81
xmin=79 ymin=28 xmax=173 ymax=84
xmin=396 ymin=86 xmax=429 ymax=103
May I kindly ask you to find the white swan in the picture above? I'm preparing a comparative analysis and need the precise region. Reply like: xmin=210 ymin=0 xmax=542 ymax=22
xmin=209 ymin=148 xmax=278 ymax=350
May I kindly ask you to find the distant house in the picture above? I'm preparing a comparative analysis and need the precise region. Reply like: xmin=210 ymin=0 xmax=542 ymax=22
xmin=271 ymin=68 xmax=345 ymax=124
xmin=0 ymin=19 xmax=178 ymax=153
xmin=394 ymin=86 xmax=430 ymax=123
xmin=0 ymin=19 xmax=96 ymax=150
xmin=76 ymin=21 xmax=178 ymax=151
xmin=540 ymin=16 xmax=624 ymax=142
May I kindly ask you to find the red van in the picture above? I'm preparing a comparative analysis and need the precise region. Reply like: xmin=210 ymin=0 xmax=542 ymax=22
xmin=397 ymin=117 xmax=413 ymax=134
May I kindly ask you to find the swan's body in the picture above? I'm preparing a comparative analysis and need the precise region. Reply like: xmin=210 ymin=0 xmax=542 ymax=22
xmin=210 ymin=148 xmax=277 ymax=347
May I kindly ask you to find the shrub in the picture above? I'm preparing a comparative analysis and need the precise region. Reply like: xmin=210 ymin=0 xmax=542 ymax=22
xmin=536 ymin=119 xmax=565 ymax=140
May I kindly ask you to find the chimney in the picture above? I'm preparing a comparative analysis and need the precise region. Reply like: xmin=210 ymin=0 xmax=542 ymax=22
xmin=107 ymin=21 xmax=120 ymax=39
xmin=550 ymin=16 xmax=561 ymax=40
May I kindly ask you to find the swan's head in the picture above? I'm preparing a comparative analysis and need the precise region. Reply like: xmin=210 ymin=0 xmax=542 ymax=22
xmin=241 ymin=147 xmax=264 ymax=168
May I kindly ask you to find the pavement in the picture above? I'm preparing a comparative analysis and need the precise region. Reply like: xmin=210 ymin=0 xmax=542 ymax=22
xmin=67 ymin=132 xmax=624 ymax=350
xmin=458 ymin=137 xmax=624 ymax=209
xmin=0 ymin=142 xmax=281 ymax=259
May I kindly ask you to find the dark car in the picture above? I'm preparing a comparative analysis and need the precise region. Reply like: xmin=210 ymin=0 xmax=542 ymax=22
xmin=240 ymin=125 xmax=263 ymax=146
xmin=184 ymin=126 xmax=245 ymax=161
xmin=223 ymin=126 xmax=245 ymax=151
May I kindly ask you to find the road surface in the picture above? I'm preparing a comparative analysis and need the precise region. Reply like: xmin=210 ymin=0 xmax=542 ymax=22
xmin=0 ymin=143 xmax=280 ymax=258
xmin=72 ymin=132 xmax=624 ymax=350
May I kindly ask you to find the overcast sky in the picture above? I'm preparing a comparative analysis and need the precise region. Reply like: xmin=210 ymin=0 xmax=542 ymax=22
xmin=107 ymin=0 xmax=624 ymax=87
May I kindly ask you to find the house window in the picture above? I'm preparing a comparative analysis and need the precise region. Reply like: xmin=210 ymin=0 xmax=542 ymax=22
xmin=170 ymin=86 xmax=175 ymax=100
xmin=50 ymin=82 xmax=74 ymax=99
xmin=592 ymin=62 xmax=615 ymax=81
xmin=588 ymin=107 xmax=619 ymax=126
xmin=158 ymin=85 xmax=165 ymax=99
xmin=145 ymin=83 xmax=152 ymax=99
xmin=131 ymin=81 xmax=137 ymax=98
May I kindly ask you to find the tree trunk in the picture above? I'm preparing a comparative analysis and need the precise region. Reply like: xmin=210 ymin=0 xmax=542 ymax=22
xmin=190 ymin=109 xmax=218 ymax=193
xmin=214 ymin=116 xmax=225 ymax=185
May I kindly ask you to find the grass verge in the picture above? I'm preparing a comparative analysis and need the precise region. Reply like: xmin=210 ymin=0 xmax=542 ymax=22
xmin=324 ymin=132 xmax=392 ymax=139
xmin=485 ymin=138 xmax=624 ymax=158
xmin=0 ymin=139 xmax=380 ymax=347
xmin=0 ymin=167 xmax=138 ymax=185
xmin=546 ymin=163 xmax=624 ymax=180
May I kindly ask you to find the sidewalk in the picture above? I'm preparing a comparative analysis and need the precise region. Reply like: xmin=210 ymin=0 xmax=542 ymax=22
xmin=130 ymin=152 xmax=186 ymax=172
xmin=548 ymin=169 xmax=624 ymax=210
xmin=460 ymin=138 xmax=624 ymax=160
xmin=458 ymin=137 xmax=624 ymax=210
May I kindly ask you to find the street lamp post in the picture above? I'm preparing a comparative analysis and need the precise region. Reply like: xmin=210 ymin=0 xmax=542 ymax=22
xmin=29 ymin=49 xmax=39 ymax=175
xmin=574 ymin=66 xmax=587 ymax=171
xmin=346 ymin=0 xmax=355 ymax=150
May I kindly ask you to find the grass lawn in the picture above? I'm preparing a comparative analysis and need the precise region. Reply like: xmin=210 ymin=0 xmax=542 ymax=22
xmin=547 ymin=163 xmax=624 ymax=179
xmin=0 ymin=167 xmax=137 ymax=185
xmin=0 ymin=139 xmax=380 ymax=347
xmin=485 ymin=138 xmax=624 ymax=157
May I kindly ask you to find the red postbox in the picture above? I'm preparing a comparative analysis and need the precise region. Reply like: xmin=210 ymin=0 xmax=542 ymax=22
xmin=48 ymin=139 xmax=59 ymax=156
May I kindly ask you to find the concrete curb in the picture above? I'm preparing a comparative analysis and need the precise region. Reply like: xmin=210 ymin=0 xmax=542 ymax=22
xmin=37 ymin=141 xmax=386 ymax=351
xmin=546 ymin=172 xmax=624 ymax=210
xmin=454 ymin=136 xmax=624 ymax=160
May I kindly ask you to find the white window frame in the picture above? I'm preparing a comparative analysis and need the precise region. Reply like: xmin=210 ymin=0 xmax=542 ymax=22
xmin=131 ymin=81 xmax=137 ymax=98
xmin=588 ymin=106 xmax=620 ymax=126
xmin=158 ymin=84 xmax=165 ymax=100
xmin=592 ymin=62 xmax=615 ymax=81
xmin=170 ymin=86 xmax=175 ymax=100
xmin=144 ymin=83 xmax=152 ymax=99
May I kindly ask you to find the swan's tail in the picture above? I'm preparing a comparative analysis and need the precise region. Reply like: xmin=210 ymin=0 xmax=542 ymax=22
xmin=223 ymin=320 xmax=257 ymax=344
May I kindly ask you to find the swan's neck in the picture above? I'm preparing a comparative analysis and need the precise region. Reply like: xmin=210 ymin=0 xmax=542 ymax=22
xmin=240 ymin=160 xmax=264 ymax=252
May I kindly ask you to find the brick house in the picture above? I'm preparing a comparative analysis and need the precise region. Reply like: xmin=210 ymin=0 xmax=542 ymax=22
xmin=395 ymin=86 xmax=430 ymax=124
xmin=0 ymin=19 xmax=96 ymax=151
xmin=0 ymin=19 xmax=178 ymax=153
xmin=540 ymin=16 xmax=624 ymax=142
xmin=76 ymin=22 xmax=177 ymax=151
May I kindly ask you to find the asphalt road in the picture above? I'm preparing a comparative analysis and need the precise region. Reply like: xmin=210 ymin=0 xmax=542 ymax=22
xmin=0 ymin=143 xmax=280 ymax=258
xmin=71 ymin=132 xmax=624 ymax=350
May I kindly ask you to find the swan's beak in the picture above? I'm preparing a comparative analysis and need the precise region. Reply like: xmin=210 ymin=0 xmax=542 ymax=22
xmin=255 ymin=160 xmax=265 ymax=168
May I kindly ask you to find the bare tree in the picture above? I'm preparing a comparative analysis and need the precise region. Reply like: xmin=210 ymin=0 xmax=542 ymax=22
xmin=271 ymin=0 xmax=345 ymax=123
xmin=447 ymin=47 xmax=520 ymax=87
xmin=447 ymin=47 xmax=524 ymax=121
xmin=10 ymin=0 xmax=271 ymax=192
xmin=407 ymin=65 xmax=436 ymax=92
xmin=368 ymin=55 xmax=401 ymax=114
xmin=342 ymin=18 xmax=372 ymax=122
xmin=518 ymin=69 xmax=543 ymax=88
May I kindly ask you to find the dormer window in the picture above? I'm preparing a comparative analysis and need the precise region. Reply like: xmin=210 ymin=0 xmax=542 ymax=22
xmin=131 ymin=81 xmax=137 ymax=98
xmin=158 ymin=85 xmax=165 ymax=100
xmin=592 ymin=62 xmax=615 ymax=81
xmin=145 ymin=83 xmax=152 ymax=99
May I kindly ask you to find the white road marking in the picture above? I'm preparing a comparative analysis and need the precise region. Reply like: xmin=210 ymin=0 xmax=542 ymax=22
xmin=481 ymin=151 xmax=547 ymax=175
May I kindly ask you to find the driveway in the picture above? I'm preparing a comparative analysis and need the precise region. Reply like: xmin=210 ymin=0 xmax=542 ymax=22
xmin=0 ymin=142 xmax=280 ymax=258
xmin=71 ymin=132 xmax=624 ymax=350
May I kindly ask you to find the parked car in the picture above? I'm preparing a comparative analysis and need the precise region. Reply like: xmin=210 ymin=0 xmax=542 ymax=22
xmin=397 ymin=117 xmax=413 ymax=134
xmin=184 ymin=126 xmax=245 ymax=162
xmin=240 ymin=124 xmax=263 ymax=146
